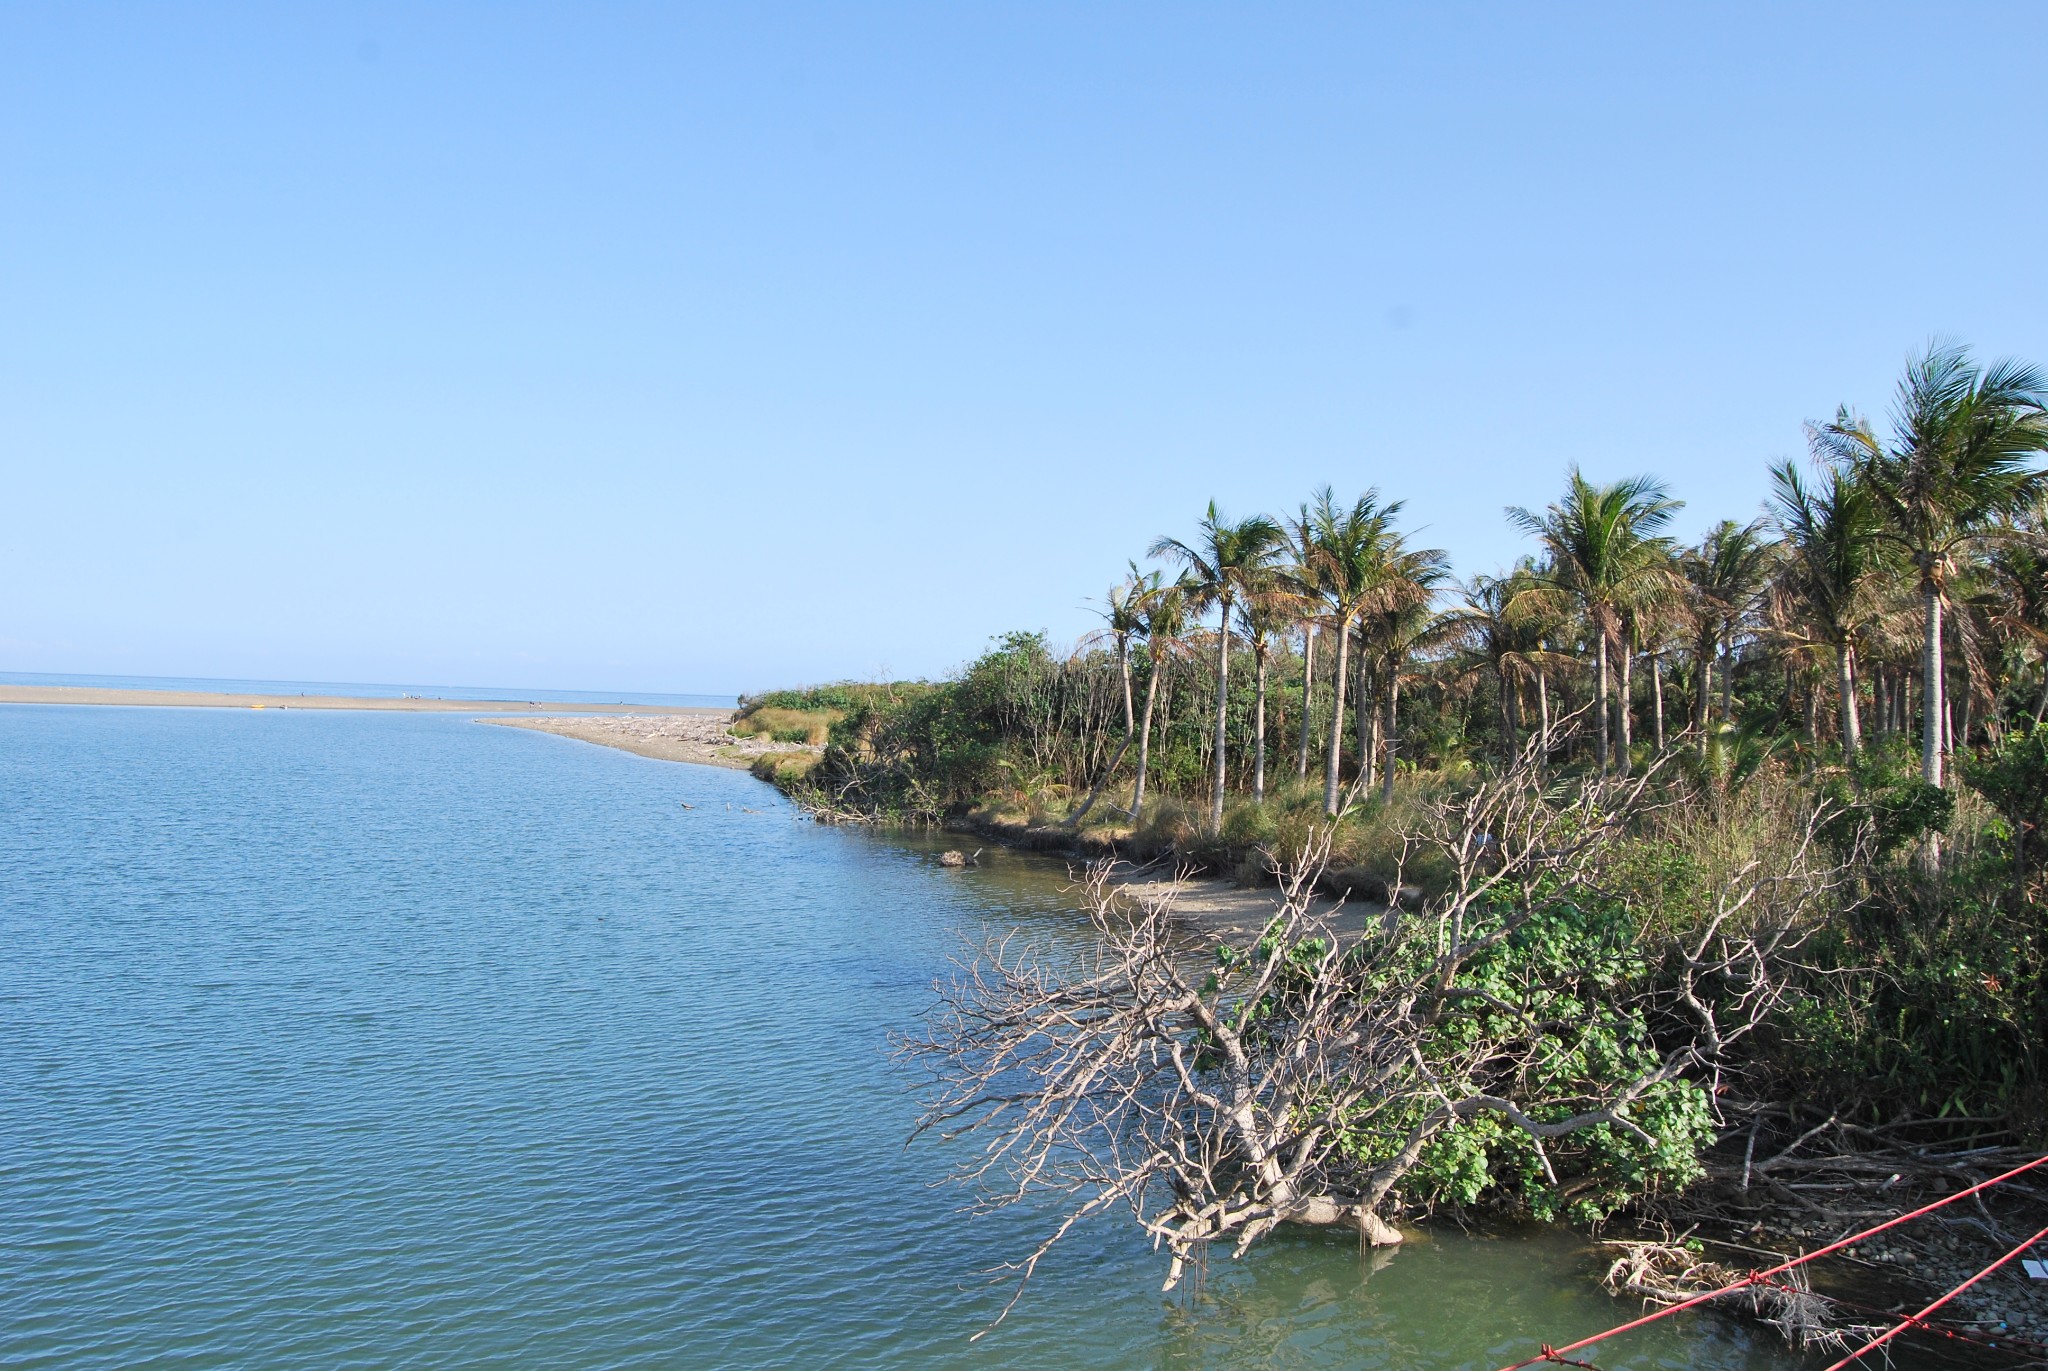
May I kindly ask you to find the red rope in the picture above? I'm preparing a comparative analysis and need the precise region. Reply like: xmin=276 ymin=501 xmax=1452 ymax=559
xmin=1491 ymin=1153 xmax=2048 ymax=1371
xmin=1750 ymin=1274 xmax=2048 ymax=1356
xmin=1535 ymin=1349 xmax=1603 ymax=1368
xmin=1819 ymin=1220 xmax=2048 ymax=1369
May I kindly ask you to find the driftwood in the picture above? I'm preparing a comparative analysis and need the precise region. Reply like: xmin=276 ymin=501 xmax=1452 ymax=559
xmin=1602 ymin=1235 xmax=1890 ymax=1353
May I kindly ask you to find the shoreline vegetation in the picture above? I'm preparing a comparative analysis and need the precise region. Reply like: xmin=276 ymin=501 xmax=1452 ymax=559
xmin=735 ymin=342 xmax=2048 ymax=1345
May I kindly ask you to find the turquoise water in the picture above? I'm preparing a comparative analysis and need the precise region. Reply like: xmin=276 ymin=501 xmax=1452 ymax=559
xmin=0 ymin=706 xmax=1896 ymax=1367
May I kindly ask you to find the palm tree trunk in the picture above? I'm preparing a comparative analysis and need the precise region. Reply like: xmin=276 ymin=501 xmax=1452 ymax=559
xmin=1358 ymin=659 xmax=1377 ymax=797
xmin=1803 ymin=675 xmax=1819 ymax=771
xmin=1252 ymin=650 xmax=1268 ymax=804
xmin=1617 ymin=635 xmax=1635 ymax=777
xmin=1694 ymin=628 xmax=1715 ymax=735
xmin=1295 ymin=625 xmax=1317 ymax=778
xmin=1210 ymin=602 xmax=1231 ymax=833
xmin=1117 ymin=639 xmax=1135 ymax=736
xmin=1836 ymin=643 xmax=1861 ymax=762
xmin=1133 ymin=656 xmax=1163 ymax=820
xmin=1595 ymin=631 xmax=1611 ymax=775
xmin=1650 ymin=652 xmax=1665 ymax=752
xmin=1537 ymin=668 xmax=1550 ymax=762
xmin=1922 ymin=580 xmax=1944 ymax=788
xmin=1380 ymin=670 xmax=1400 ymax=803
xmin=1323 ymin=617 xmax=1353 ymax=817
xmin=1719 ymin=629 xmax=1734 ymax=723
xmin=1500 ymin=665 xmax=1520 ymax=754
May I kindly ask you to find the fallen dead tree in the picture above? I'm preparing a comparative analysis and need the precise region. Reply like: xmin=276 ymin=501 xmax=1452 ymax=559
xmin=902 ymin=740 xmax=1854 ymax=1325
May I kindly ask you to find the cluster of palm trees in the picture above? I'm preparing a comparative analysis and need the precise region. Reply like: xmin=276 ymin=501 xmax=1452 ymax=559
xmin=1099 ymin=342 xmax=2048 ymax=833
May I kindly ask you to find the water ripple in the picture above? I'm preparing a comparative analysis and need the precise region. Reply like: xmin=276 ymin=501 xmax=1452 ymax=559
xmin=0 ymin=708 xmax=1832 ymax=1369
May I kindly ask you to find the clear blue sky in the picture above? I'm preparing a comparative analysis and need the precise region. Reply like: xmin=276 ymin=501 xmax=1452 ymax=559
xmin=5 ymin=4 xmax=2046 ymax=695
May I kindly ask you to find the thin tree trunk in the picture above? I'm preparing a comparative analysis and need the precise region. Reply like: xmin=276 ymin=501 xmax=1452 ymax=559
xmin=1500 ymin=665 xmax=1520 ymax=755
xmin=1133 ymin=655 xmax=1163 ymax=820
xmin=1380 ymin=670 xmax=1400 ymax=803
xmin=1651 ymin=651 xmax=1665 ymax=752
xmin=1322 ymin=616 xmax=1353 ymax=817
xmin=1117 ymin=638 xmax=1135 ymax=736
xmin=1617 ymin=633 xmax=1635 ymax=777
xmin=1358 ymin=658 xmax=1377 ymax=797
xmin=1210 ymin=602 xmax=1232 ymax=832
xmin=1252 ymin=650 xmax=1268 ymax=804
xmin=1695 ymin=629 xmax=1714 ymax=735
xmin=1295 ymin=625 xmax=1317 ymax=779
xmin=1837 ymin=643 xmax=1861 ymax=762
xmin=1923 ymin=580 xmax=1944 ymax=787
xmin=1719 ymin=628 xmax=1734 ymax=723
xmin=1537 ymin=669 xmax=1550 ymax=762
xmin=1803 ymin=675 xmax=1819 ymax=772
xmin=2033 ymin=672 xmax=2048 ymax=726
xmin=1595 ymin=631 xmax=1611 ymax=776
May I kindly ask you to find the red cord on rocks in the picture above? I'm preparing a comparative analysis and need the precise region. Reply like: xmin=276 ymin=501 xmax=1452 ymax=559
xmin=1819 ymin=1219 xmax=2048 ymax=1369
xmin=1491 ymin=1153 xmax=2048 ymax=1371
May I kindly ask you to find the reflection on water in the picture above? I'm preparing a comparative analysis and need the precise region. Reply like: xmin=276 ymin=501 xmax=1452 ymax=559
xmin=0 ymin=707 xmax=1959 ymax=1368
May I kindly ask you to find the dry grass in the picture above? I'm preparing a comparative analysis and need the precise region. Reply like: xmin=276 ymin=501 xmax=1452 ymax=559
xmin=749 ymin=750 xmax=822 ymax=785
xmin=732 ymin=705 xmax=840 ymax=746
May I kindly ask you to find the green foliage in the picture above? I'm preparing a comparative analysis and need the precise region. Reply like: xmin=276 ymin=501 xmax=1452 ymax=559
xmin=1819 ymin=741 xmax=1955 ymax=859
xmin=1339 ymin=893 xmax=1717 ymax=1223
xmin=1963 ymin=722 xmax=2048 ymax=871
xmin=740 ymin=681 xmax=934 ymax=714
xmin=1782 ymin=861 xmax=2045 ymax=1120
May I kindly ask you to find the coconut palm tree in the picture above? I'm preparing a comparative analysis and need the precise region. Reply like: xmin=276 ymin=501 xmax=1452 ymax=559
xmin=1680 ymin=520 xmax=1775 ymax=742
xmin=1304 ymin=490 xmax=1404 ymax=816
xmin=1358 ymin=559 xmax=1454 ymax=802
xmin=1359 ymin=545 xmax=1458 ymax=795
xmin=1130 ymin=578 xmax=1191 ymax=821
xmin=1627 ymin=568 xmax=1690 ymax=755
xmin=1151 ymin=504 xmax=1286 ymax=832
xmin=1286 ymin=498 xmax=1328 ymax=781
xmin=1612 ymin=548 xmax=1687 ymax=768
xmin=1508 ymin=470 xmax=1682 ymax=775
xmin=1241 ymin=570 xmax=1305 ymax=804
xmin=1815 ymin=343 xmax=2048 ymax=786
xmin=1090 ymin=563 xmax=1156 ymax=737
xmin=1767 ymin=453 xmax=1884 ymax=761
xmin=1447 ymin=565 xmax=1560 ymax=758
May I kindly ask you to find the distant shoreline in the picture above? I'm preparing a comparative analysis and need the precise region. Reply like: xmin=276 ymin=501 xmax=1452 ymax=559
xmin=0 ymin=684 xmax=731 ymax=716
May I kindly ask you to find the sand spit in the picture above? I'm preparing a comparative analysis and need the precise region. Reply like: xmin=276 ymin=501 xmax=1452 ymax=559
xmin=1107 ymin=870 xmax=1376 ymax=944
xmin=490 ymin=712 xmax=811 ymax=770
xmin=0 ymin=685 xmax=728 ymax=715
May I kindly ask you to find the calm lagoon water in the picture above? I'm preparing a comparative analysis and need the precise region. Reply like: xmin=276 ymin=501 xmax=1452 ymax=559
xmin=0 ymin=706 xmax=1883 ymax=1368
xmin=0 ymin=670 xmax=735 ymax=708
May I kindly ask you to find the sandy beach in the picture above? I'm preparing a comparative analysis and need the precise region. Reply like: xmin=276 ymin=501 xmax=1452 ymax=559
xmin=0 ymin=685 xmax=729 ymax=716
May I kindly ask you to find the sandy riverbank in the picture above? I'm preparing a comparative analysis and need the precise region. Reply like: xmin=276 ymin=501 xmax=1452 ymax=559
xmin=489 ymin=713 xmax=809 ymax=770
xmin=1108 ymin=869 xmax=1373 ymax=943
xmin=0 ymin=685 xmax=728 ymax=715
